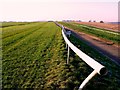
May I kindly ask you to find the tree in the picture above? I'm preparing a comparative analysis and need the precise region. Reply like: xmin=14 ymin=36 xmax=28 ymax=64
xmin=100 ymin=21 xmax=104 ymax=23
xmin=89 ymin=20 xmax=91 ymax=22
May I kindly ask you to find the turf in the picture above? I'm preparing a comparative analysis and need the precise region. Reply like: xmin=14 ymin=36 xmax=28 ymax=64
xmin=2 ymin=22 xmax=120 ymax=89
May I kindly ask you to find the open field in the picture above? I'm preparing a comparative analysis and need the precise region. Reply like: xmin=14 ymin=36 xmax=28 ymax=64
xmin=3 ymin=22 xmax=68 ymax=88
xmin=2 ymin=22 xmax=120 ymax=89
xmin=59 ymin=22 xmax=120 ymax=45
xmin=75 ymin=22 xmax=119 ymax=31
xmin=0 ymin=22 xmax=32 ymax=28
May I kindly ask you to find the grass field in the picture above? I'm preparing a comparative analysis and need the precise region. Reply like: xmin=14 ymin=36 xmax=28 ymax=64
xmin=2 ymin=22 xmax=120 ymax=89
xmin=58 ymin=22 xmax=120 ymax=45
xmin=0 ymin=22 xmax=31 ymax=28
xmin=2 ymin=22 xmax=67 ymax=88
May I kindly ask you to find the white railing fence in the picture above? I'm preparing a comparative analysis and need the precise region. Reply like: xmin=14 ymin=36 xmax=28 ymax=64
xmin=58 ymin=24 xmax=108 ymax=90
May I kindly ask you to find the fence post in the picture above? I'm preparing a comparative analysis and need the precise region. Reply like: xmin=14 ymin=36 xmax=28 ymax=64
xmin=66 ymin=43 xmax=67 ymax=49
xmin=78 ymin=70 xmax=98 ymax=90
xmin=67 ymin=46 xmax=70 ymax=64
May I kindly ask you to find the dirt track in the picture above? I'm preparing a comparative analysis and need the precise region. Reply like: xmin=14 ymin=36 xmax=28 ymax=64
xmin=75 ymin=22 xmax=119 ymax=33
xmin=65 ymin=27 xmax=120 ymax=65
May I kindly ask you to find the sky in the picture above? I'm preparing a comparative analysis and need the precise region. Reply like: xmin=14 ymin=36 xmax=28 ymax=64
xmin=0 ymin=0 xmax=119 ymax=22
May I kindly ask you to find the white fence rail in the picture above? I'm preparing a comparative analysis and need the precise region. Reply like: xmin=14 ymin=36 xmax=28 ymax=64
xmin=58 ymin=24 xmax=107 ymax=90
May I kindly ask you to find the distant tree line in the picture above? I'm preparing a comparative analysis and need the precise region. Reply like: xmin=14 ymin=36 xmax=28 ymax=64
xmin=88 ymin=20 xmax=104 ymax=23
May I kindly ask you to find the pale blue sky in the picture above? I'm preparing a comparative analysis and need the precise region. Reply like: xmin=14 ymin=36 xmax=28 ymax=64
xmin=0 ymin=0 xmax=119 ymax=22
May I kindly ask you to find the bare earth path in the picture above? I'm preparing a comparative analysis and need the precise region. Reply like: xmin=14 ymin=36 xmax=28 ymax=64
xmin=75 ymin=22 xmax=120 ymax=33
xmin=65 ymin=27 xmax=120 ymax=65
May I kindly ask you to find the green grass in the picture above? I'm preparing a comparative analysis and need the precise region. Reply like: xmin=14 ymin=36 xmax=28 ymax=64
xmin=0 ymin=22 xmax=32 ymax=28
xmin=2 ymin=22 xmax=120 ymax=89
xmin=2 ymin=22 xmax=66 ymax=88
xmin=59 ymin=22 xmax=120 ymax=44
